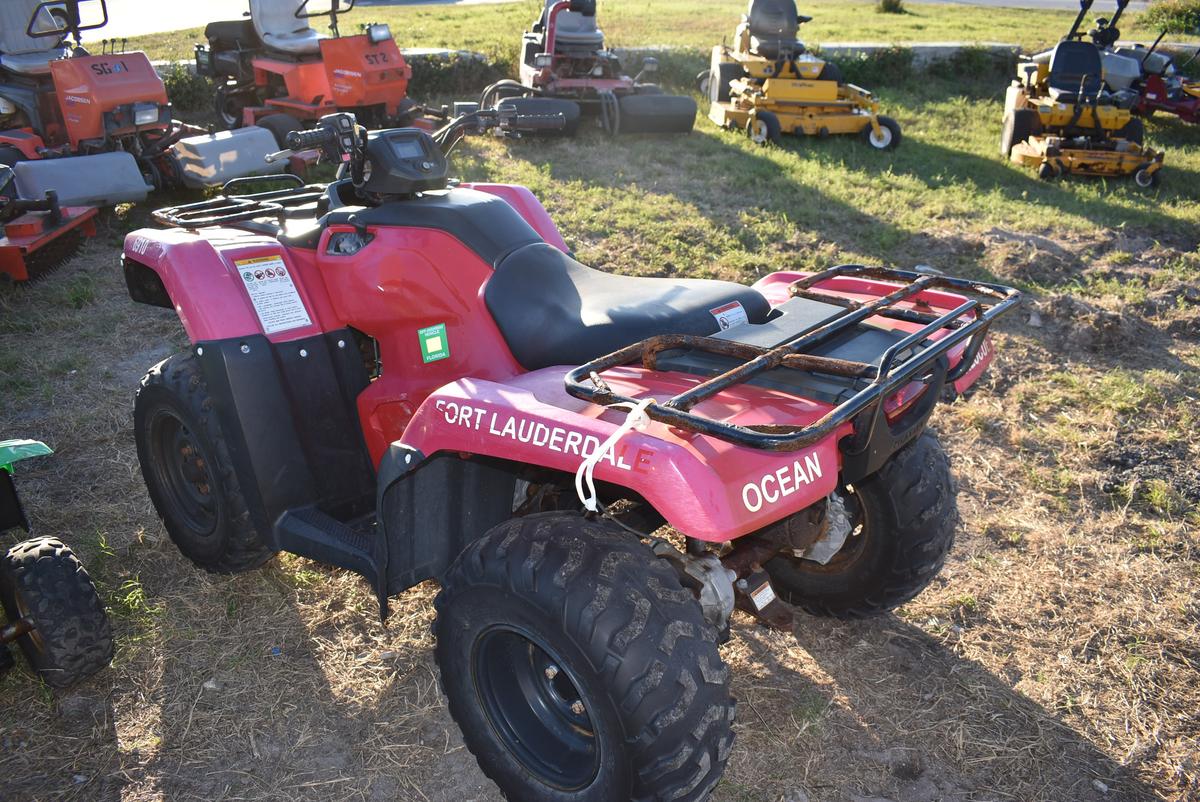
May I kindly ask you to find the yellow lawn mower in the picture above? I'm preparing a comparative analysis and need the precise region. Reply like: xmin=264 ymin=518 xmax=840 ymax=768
xmin=700 ymin=0 xmax=900 ymax=149
xmin=1000 ymin=0 xmax=1163 ymax=187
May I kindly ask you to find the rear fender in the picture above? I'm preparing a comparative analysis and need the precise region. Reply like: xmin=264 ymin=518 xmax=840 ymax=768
xmin=459 ymin=183 xmax=569 ymax=253
xmin=389 ymin=368 xmax=845 ymax=543
xmin=122 ymin=227 xmax=332 ymax=343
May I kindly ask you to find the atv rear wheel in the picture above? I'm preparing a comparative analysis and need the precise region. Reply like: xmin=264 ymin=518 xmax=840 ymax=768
xmin=747 ymin=110 xmax=782 ymax=145
xmin=0 ymin=537 xmax=112 ymax=688
xmin=764 ymin=432 xmax=957 ymax=618
xmin=434 ymin=513 xmax=734 ymax=802
xmin=862 ymin=115 xmax=902 ymax=150
xmin=134 ymin=354 xmax=272 ymax=573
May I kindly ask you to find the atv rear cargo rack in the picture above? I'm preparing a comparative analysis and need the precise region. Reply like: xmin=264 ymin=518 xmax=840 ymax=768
xmin=565 ymin=265 xmax=1021 ymax=460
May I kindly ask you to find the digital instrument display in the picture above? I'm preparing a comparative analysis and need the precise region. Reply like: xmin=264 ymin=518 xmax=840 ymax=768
xmin=389 ymin=136 xmax=426 ymax=159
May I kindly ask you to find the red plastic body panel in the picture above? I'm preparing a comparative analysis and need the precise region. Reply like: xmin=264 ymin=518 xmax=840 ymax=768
xmin=0 ymin=206 xmax=97 ymax=282
xmin=459 ymin=183 xmax=570 ymax=253
xmin=1137 ymin=74 xmax=1200 ymax=123
xmin=49 ymin=53 xmax=168 ymax=148
xmin=0 ymin=129 xmax=45 ymax=160
xmin=252 ymin=57 xmax=337 ymax=120
xmin=320 ymin=34 xmax=410 ymax=118
xmin=124 ymin=185 xmax=996 ymax=541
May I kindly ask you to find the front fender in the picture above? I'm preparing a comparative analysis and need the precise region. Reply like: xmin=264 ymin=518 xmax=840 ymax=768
xmin=396 ymin=368 xmax=846 ymax=542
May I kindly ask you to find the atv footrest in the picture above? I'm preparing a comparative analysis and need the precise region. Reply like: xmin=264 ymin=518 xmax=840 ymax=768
xmin=275 ymin=506 xmax=379 ymax=581
xmin=565 ymin=264 xmax=1021 ymax=452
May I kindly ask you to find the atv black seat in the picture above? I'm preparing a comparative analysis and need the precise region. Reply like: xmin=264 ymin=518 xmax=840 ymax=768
xmin=205 ymin=19 xmax=261 ymax=51
xmin=486 ymin=242 xmax=772 ymax=370
xmin=746 ymin=0 xmax=811 ymax=60
xmin=1048 ymin=40 xmax=1104 ymax=102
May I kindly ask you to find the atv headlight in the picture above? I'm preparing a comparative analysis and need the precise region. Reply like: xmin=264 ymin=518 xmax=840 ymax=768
xmin=534 ymin=53 xmax=554 ymax=68
xmin=133 ymin=102 xmax=160 ymax=126
xmin=367 ymin=23 xmax=392 ymax=44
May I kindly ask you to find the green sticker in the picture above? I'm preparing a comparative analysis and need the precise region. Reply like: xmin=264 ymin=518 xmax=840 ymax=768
xmin=418 ymin=323 xmax=450 ymax=363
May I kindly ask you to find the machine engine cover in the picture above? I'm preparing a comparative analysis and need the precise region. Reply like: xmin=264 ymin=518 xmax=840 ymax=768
xmin=13 ymin=151 xmax=151 ymax=206
xmin=49 ymin=53 xmax=169 ymax=148
xmin=170 ymin=126 xmax=286 ymax=189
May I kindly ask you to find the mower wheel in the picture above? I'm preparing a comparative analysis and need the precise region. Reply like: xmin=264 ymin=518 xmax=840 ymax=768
xmin=617 ymin=93 xmax=697 ymax=134
xmin=480 ymin=79 xmax=530 ymax=110
xmin=215 ymin=84 xmax=248 ymax=129
xmin=696 ymin=69 xmax=711 ymax=94
xmin=710 ymin=62 xmax=744 ymax=105
xmin=1037 ymin=161 xmax=1061 ymax=181
xmin=1120 ymin=117 xmax=1145 ymax=146
xmin=0 ymin=145 xmax=23 ymax=196
xmin=747 ymin=111 xmax=783 ymax=145
xmin=862 ymin=115 xmax=902 ymax=150
xmin=135 ymin=354 xmax=273 ymax=574
xmin=1000 ymin=109 xmax=1039 ymax=157
xmin=0 ymin=537 xmax=113 ymax=688
xmin=435 ymin=513 xmax=734 ymax=802
xmin=1134 ymin=167 xmax=1160 ymax=189
xmin=257 ymin=113 xmax=305 ymax=150
xmin=817 ymin=62 xmax=844 ymax=83
xmin=764 ymin=431 xmax=958 ymax=618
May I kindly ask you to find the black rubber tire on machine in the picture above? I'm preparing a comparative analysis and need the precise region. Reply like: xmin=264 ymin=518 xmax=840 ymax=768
xmin=0 ymin=144 xmax=23 ymax=197
xmin=481 ymin=79 xmax=530 ymax=110
xmin=0 ymin=537 xmax=113 ymax=688
xmin=763 ymin=432 xmax=958 ymax=618
xmin=616 ymin=92 xmax=697 ymax=134
xmin=134 ymin=354 xmax=274 ymax=574
xmin=861 ymin=115 xmax=902 ymax=150
xmin=817 ymin=62 xmax=844 ymax=83
xmin=256 ymin=113 xmax=306 ymax=150
xmin=710 ymin=62 xmax=744 ymax=105
xmin=1000 ymin=109 xmax=1040 ymax=157
xmin=746 ymin=110 xmax=783 ymax=145
xmin=1134 ymin=166 xmax=1160 ymax=189
xmin=1037 ymin=160 xmax=1061 ymax=181
xmin=696 ymin=69 xmax=711 ymax=95
xmin=215 ymin=84 xmax=248 ymax=130
xmin=434 ymin=513 xmax=735 ymax=802
xmin=1120 ymin=117 xmax=1145 ymax=146
xmin=496 ymin=96 xmax=582 ymax=137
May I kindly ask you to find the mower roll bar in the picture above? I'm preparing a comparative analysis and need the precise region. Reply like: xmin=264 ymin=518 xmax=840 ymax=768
xmin=564 ymin=265 xmax=1022 ymax=453
xmin=25 ymin=0 xmax=108 ymax=41
xmin=1065 ymin=0 xmax=1095 ymax=41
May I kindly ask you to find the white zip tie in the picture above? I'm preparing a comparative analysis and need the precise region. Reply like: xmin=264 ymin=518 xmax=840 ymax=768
xmin=574 ymin=398 xmax=653 ymax=513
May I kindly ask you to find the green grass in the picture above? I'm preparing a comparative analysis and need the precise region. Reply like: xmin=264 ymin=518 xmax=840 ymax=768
xmin=98 ymin=0 xmax=1194 ymax=64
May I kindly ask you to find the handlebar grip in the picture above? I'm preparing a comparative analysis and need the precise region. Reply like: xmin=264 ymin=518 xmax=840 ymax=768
xmin=286 ymin=127 xmax=337 ymax=150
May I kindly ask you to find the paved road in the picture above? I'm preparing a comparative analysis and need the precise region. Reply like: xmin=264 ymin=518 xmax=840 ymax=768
xmin=908 ymin=0 xmax=1147 ymax=10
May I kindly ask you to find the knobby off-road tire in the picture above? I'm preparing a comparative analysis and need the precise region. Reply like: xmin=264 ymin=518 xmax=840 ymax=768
xmin=434 ymin=513 xmax=735 ymax=802
xmin=765 ymin=432 xmax=957 ymax=618
xmin=0 ymin=537 xmax=113 ymax=687
xmin=134 ymin=354 xmax=272 ymax=573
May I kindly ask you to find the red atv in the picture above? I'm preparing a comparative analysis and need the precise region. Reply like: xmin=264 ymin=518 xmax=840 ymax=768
xmin=479 ymin=0 xmax=697 ymax=135
xmin=123 ymin=110 xmax=1020 ymax=800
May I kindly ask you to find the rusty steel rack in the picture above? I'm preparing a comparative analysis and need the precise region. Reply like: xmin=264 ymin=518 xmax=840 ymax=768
xmin=152 ymin=176 xmax=326 ymax=229
xmin=565 ymin=265 xmax=1022 ymax=453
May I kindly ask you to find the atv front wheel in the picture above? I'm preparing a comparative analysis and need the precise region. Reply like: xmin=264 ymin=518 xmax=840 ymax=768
xmin=0 ymin=537 xmax=112 ymax=687
xmin=134 ymin=354 xmax=272 ymax=573
xmin=765 ymin=432 xmax=957 ymax=618
xmin=435 ymin=513 xmax=734 ymax=801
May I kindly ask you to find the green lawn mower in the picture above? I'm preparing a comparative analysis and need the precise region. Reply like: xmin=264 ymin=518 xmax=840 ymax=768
xmin=1 ymin=439 xmax=112 ymax=688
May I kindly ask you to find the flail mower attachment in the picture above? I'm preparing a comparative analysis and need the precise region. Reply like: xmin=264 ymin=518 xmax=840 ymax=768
xmin=0 ymin=170 xmax=97 ymax=282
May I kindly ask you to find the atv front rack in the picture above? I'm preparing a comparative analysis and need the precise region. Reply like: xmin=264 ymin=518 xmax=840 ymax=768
xmin=152 ymin=177 xmax=326 ymax=229
xmin=565 ymin=265 xmax=1021 ymax=454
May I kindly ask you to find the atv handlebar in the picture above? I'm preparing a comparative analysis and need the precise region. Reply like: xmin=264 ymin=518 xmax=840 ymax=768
xmin=286 ymin=127 xmax=339 ymax=151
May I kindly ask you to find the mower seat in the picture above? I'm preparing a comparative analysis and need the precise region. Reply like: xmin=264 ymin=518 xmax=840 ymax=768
xmin=1047 ymin=41 xmax=1104 ymax=103
xmin=746 ymin=0 xmax=810 ymax=60
xmin=249 ymin=0 xmax=326 ymax=56
xmin=0 ymin=0 xmax=70 ymax=75
xmin=486 ymin=242 xmax=772 ymax=370
xmin=540 ymin=0 xmax=605 ymax=50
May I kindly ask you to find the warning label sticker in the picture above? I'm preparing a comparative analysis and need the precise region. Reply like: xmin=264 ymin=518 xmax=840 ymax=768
xmin=710 ymin=300 xmax=749 ymax=331
xmin=750 ymin=581 xmax=777 ymax=611
xmin=235 ymin=255 xmax=312 ymax=335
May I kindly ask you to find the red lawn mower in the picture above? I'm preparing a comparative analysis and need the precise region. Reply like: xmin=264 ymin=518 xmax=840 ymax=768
xmin=1117 ymin=34 xmax=1200 ymax=125
xmin=123 ymin=109 xmax=1019 ymax=800
xmin=0 ymin=164 xmax=96 ymax=282
xmin=197 ymin=0 xmax=443 ymax=147
xmin=478 ymin=0 xmax=697 ymax=135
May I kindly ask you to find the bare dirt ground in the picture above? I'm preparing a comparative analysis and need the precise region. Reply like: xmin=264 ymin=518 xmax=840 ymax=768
xmin=1 ymin=181 xmax=1198 ymax=801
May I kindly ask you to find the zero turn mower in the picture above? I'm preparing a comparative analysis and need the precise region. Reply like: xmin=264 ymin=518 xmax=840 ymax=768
xmin=0 ymin=0 xmax=285 ymax=203
xmin=1001 ymin=0 xmax=1164 ymax=186
xmin=1 ymin=439 xmax=113 ymax=688
xmin=197 ymin=0 xmax=443 ymax=146
xmin=0 ymin=165 xmax=96 ymax=282
xmin=702 ymin=0 xmax=901 ymax=149
xmin=477 ymin=0 xmax=697 ymax=135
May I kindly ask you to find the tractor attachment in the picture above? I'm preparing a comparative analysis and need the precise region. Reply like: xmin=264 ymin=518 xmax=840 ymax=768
xmin=0 ymin=169 xmax=97 ymax=282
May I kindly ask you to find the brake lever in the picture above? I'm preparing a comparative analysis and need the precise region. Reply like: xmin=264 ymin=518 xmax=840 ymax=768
xmin=265 ymin=148 xmax=295 ymax=164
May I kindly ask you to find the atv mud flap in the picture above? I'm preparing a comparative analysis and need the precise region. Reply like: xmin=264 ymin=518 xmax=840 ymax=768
xmin=13 ymin=152 xmax=152 ymax=207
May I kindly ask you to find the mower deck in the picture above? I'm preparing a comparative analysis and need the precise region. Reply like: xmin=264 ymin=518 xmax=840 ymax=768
xmin=1010 ymin=135 xmax=1164 ymax=184
xmin=0 ymin=206 xmax=98 ymax=282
